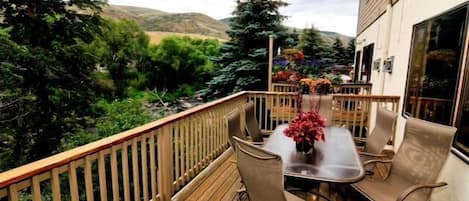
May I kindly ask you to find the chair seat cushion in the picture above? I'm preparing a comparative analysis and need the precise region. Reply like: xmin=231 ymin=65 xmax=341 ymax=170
xmin=351 ymin=176 xmax=428 ymax=201
xmin=284 ymin=191 xmax=304 ymax=201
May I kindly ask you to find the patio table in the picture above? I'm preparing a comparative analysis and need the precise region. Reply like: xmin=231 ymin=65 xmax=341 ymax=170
xmin=263 ymin=124 xmax=365 ymax=184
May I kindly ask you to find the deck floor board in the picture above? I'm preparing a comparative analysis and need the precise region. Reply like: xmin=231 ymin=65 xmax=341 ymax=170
xmin=185 ymin=151 xmax=393 ymax=201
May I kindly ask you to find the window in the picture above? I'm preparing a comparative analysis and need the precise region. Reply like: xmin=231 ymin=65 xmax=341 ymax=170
xmin=403 ymin=6 xmax=468 ymax=156
xmin=360 ymin=44 xmax=374 ymax=82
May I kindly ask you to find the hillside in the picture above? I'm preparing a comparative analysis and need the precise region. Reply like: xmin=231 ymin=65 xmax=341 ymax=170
xmin=103 ymin=5 xmax=353 ymax=45
xmin=102 ymin=5 xmax=229 ymax=40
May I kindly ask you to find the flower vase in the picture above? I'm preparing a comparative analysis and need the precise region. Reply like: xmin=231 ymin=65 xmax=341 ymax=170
xmin=296 ymin=140 xmax=314 ymax=154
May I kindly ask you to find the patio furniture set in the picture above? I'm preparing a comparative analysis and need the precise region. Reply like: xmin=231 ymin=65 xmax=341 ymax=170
xmin=225 ymin=98 xmax=457 ymax=201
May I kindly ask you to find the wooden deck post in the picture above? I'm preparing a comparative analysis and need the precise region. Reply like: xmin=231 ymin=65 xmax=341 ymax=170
xmin=158 ymin=125 xmax=174 ymax=201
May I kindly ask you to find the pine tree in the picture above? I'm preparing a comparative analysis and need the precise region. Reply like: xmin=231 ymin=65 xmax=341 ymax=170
xmin=0 ymin=0 xmax=104 ymax=168
xmin=345 ymin=39 xmax=356 ymax=65
xmin=332 ymin=37 xmax=347 ymax=64
xmin=206 ymin=0 xmax=288 ymax=97
xmin=298 ymin=25 xmax=330 ymax=61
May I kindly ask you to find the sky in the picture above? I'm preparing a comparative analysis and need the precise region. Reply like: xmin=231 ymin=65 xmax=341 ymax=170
xmin=108 ymin=0 xmax=359 ymax=37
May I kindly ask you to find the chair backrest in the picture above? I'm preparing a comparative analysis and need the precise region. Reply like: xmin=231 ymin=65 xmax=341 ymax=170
xmin=301 ymin=95 xmax=333 ymax=124
xmin=232 ymin=136 xmax=287 ymax=201
xmin=364 ymin=108 xmax=398 ymax=154
xmin=390 ymin=118 xmax=456 ymax=186
xmin=225 ymin=109 xmax=246 ymax=151
xmin=244 ymin=102 xmax=264 ymax=142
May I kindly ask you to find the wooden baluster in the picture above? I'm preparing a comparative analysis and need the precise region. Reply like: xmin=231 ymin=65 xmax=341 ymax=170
xmin=174 ymin=122 xmax=180 ymax=190
xmin=85 ymin=155 xmax=94 ymax=201
xmin=68 ymin=161 xmax=79 ymax=201
xmin=141 ymin=135 xmax=149 ymax=201
xmin=98 ymin=150 xmax=108 ymax=201
xmin=346 ymin=96 xmax=352 ymax=135
xmin=131 ymin=138 xmax=140 ymax=201
xmin=51 ymin=168 xmax=61 ymax=201
xmin=187 ymin=119 xmax=192 ymax=178
xmin=110 ymin=146 xmax=119 ymax=201
xmin=31 ymin=176 xmax=41 ymax=201
xmin=121 ymin=142 xmax=131 ymax=201
xmin=149 ymin=133 xmax=157 ymax=200
xmin=8 ymin=184 xmax=19 ymax=201
xmin=179 ymin=122 xmax=186 ymax=185
xmin=157 ymin=125 xmax=174 ymax=201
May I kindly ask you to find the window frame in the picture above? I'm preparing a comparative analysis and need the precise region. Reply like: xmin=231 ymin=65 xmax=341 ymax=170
xmin=402 ymin=2 xmax=469 ymax=161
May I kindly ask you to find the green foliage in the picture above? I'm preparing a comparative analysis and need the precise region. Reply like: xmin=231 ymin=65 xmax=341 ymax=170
xmin=143 ymin=36 xmax=221 ymax=90
xmin=298 ymin=25 xmax=332 ymax=61
xmin=332 ymin=37 xmax=347 ymax=64
xmin=89 ymin=18 xmax=150 ymax=98
xmin=345 ymin=39 xmax=356 ymax=65
xmin=62 ymin=98 xmax=152 ymax=149
xmin=207 ymin=0 xmax=288 ymax=97
xmin=0 ymin=1 xmax=104 ymax=169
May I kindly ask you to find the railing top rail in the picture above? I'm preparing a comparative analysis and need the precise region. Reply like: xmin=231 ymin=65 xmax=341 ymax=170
xmin=332 ymin=94 xmax=400 ymax=99
xmin=338 ymin=83 xmax=373 ymax=86
xmin=0 ymin=91 xmax=248 ymax=188
xmin=245 ymin=91 xmax=298 ymax=96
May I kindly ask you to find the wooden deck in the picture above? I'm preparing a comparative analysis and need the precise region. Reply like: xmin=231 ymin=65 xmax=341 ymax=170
xmin=184 ymin=151 xmax=394 ymax=201
xmin=185 ymin=153 xmax=242 ymax=201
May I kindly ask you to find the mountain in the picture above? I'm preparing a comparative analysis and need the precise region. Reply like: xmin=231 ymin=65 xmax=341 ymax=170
xmin=319 ymin=31 xmax=354 ymax=46
xmin=103 ymin=5 xmax=353 ymax=45
xmin=102 ymin=5 xmax=229 ymax=40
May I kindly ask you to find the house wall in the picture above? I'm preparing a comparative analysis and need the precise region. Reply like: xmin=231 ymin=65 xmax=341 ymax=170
xmin=356 ymin=0 xmax=469 ymax=200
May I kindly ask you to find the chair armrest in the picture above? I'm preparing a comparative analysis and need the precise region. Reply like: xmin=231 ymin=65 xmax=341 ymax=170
xmin=358 ymin=151 xmax=386 ymax=158
xmin=362 ymin=159 xmax=393 ymax=166
xmin=363 ymin=159 xmax=393 ymax=179
xmin=396 ymin=182 xmax=448 ymax=201
xmin=251 ymin=141 xmax=264 ymax=146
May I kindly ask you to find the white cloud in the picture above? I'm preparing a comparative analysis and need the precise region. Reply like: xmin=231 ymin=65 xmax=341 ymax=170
xmin=108 ymin=0 xmax=358 ymax=36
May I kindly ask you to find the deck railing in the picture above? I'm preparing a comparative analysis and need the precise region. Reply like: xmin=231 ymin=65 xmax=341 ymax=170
xmin=0 ymin=91 xmax=399 ymax=201
xmin=272 ymin=82 xmax=372 ymax=95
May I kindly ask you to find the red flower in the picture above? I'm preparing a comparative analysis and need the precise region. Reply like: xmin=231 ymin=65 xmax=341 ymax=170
xmin=284 ymin=111 xmax=327 ymax=145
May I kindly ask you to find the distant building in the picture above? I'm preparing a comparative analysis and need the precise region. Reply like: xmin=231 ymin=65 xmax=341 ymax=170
xmin=355 ymin=0 xmax=469 ymax=200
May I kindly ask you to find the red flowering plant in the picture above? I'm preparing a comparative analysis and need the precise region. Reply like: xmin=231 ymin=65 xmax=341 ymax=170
xmin=284 ymin=111 xmax=327 ymax=146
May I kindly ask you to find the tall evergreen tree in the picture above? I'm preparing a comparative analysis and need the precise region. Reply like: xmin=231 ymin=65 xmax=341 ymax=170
xmin=298 ymin=25 xmax=330 ymax=61
xmin=207 ymin=0 xmax=288 ymax=97
xmin=0 ymin=0 xmax=104 ymax=169
xmin=345 ymin=39 xmax=356 ymax=65
xmin=332 ymin=37 xmax=347 ymax=64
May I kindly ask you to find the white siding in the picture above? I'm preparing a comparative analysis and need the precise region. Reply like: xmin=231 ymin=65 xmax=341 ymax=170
xmin=356 ymin=0 xmax=469 ymax=200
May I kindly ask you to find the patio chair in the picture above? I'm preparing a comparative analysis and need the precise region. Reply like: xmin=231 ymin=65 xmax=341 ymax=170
xmin=301 ymin=95 xmax=333 ymax=124
xmin=244 ymin=102 xmax=267 ymax=143
xmin=225 ymin=109 xmax=248 ymax=152
xmin=358 ymin=108 xmax=398 ymax=163
xmin=351 ymin=118 xmax=457 ymax=201
xmin=232 ymin=136 xmax=304 ymax=201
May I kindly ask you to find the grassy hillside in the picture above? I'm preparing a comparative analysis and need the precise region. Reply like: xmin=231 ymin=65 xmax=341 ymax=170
xmin=146 ymin=31 xmax=227 ymax=44
xmin=102 ymin=5 xmax=229 ymax=40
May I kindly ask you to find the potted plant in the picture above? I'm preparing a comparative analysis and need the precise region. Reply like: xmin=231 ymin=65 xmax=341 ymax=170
xmin=299 ymin=78 xmax=332 ymax=94
xmin=283 ymin=111 xmax=327 ymax=153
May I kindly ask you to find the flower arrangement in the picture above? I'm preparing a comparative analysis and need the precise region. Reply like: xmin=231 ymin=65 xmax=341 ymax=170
xmin=299 ymin=78 xmax=332 ymax=94
xmin=272 ymin=70 xmax=303 ymax=83
xmin=282 ymin=48 xmax=304 ymax=70
xmin=284 ymin=111 xmax=327 ymax=147
xmin=283 ymin=48 xmax=304 ymax=62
